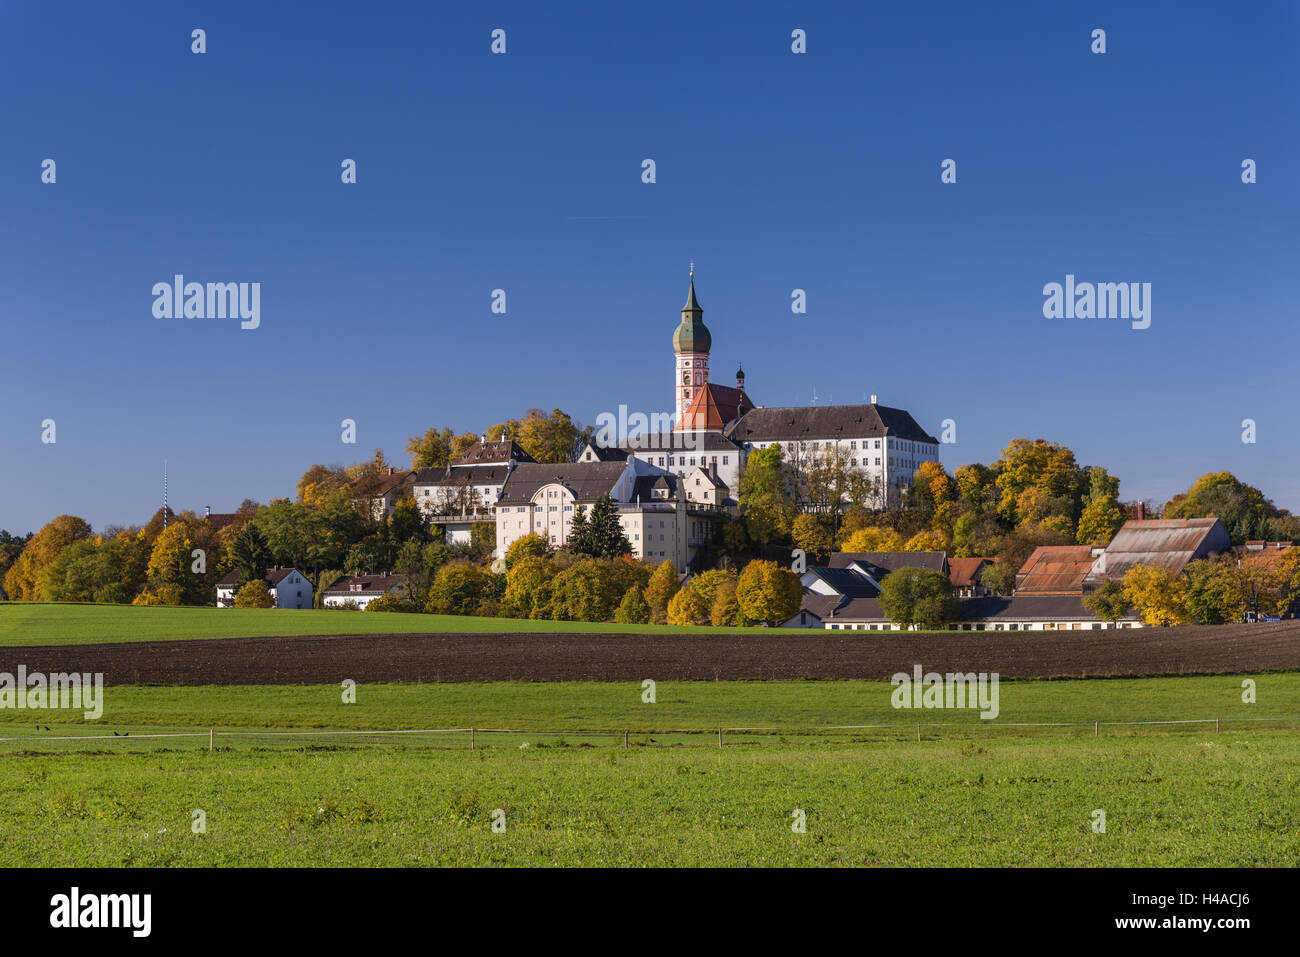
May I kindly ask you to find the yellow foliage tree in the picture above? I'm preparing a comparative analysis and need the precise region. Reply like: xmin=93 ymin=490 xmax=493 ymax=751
xmin=736 ymin=559 xmax=802 ymax=626
xmin=840 ymin=526 xmax=906 ymax=553
xmin=234 ymin=578 xmax=275 ymax=608
xmin=3 ymin=514 xmax=93 ymax=600
xmin=666 ymin=584 xmax=709 ymax=626
xmin=1121 ymin=564 xmax=1191 ymax=626
xmin=643 ymin=560 xmax=679 ymax=624
xmin=904 ymin=529 xmax=948 ymax=551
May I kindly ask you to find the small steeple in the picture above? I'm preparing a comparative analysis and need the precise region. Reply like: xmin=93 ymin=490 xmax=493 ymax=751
xmin=736 ymin=363 xmax=745 ymax=388
xmin=683 ymin=261 xmax=702 ymax=315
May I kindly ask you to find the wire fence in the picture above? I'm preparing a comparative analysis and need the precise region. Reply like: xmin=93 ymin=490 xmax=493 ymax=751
xmin=1 ymin=715 xmax=1297 ymax=753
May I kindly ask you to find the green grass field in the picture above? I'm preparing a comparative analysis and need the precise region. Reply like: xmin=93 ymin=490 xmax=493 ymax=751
xmin=0 ymin=675 xmax=1295 ymax=865
xmin=0 ymin=602 xmax=816 ymax=646
xmin=0 ymin=674 xmax=1293 ymax=735
xmin=1 ymin=736 xmax=1295 ymax=866
xmin=1 ymin=604 xmax=1294 ymax=866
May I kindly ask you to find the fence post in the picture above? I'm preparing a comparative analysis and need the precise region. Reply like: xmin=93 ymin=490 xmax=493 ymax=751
xmin=470 ymin=728 xmax=475 ymax=751
xmin=624 ymin=730 xmax=629 ymax=750
xmin=1094 ymin=721 xmax=1099 ymax=738
xmin=209 ymin=728 xmax=214 ymax=752
xmin=916 ymin=724 xmax=920 ymax=743
xmin=1215 ymin=718 xmax=1220 ymax=734
xmin=718 ymin=727 xmax=723 ymax=749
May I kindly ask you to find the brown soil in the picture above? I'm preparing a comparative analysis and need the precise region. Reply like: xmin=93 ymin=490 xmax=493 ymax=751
xmin=1 ymin=620 xmax=1297 ymax=684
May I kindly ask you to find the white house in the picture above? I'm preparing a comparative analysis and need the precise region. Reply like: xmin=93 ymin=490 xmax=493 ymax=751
xmin=322 ymin=574 xmax=407 ymax=610
xmin=215 ymin=566 xmax=312 ymax=609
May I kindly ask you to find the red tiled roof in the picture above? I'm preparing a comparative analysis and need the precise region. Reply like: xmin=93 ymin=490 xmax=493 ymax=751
xmin=948 ymin=557 xmax=992 ymax=587
xmin=676 ymin=384 xmax=754 ymax=432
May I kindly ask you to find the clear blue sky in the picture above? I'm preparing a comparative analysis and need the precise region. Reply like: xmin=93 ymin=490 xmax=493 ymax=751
xmin=2 ymin=0 xmax=1297 ymax=534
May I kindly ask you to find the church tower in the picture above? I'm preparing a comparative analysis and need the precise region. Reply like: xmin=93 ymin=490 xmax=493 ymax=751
xmin=672 ymin=263 xmax=712 ymax=425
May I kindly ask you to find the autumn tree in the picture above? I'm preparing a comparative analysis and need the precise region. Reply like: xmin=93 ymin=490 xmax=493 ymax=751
xmin=643 ymin=560 xmax=679 ymax=624
xmin=233 ymin=578 xmax=274 ymax=608
xmin=1076 ymin=467 xmax=1124 ymax=546
xmin=710 ymin=578 xmax=743 ymax=626
xmin=1082 ymin=579 xmax=1129 ymax=623
xmin=840 ymin=526 xmax=906 ymax=553
xmin=614 ymin=586 xmax=651 ymax=624
xmin=425 ymin=560 xmax=494 ymax=616
xmin=296 ymin=464 xmax=349 ymax=507
xmin=666 ymin=583 xmax=709 ymax=626
xmin=503 ymin=556 xmax=556 ymax=619
xmin=1121 ymin=564 xmax=1191 ymax=626
xmin=1164 ymin=472 xmax=1280 ymax=543
xmin=735 ymin=559 xmax=801 ymax=626
xmin=688 ymin=568 xmax=738 ymax=610
xmin=504 ymin=533 xmax=550 ymax=567
xmin=992 ymin=438 xmax=1086 ymax=532
xmin=3 ymin=514 xmax=93 ymax=600
xmin=791 ymin=514 xmax=834 ymax=563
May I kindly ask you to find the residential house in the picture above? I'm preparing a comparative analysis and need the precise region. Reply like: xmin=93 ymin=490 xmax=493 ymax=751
xmin=322 ymin=574 xmax=407 ymax=610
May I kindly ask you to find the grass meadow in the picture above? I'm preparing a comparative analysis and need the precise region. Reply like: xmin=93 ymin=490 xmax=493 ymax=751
xmin=0 ymin=602 xmax=818 ymax=646
xmin=0 ymin=675 xmax=1295 ymax=866
xmin=1 ymin=736 xmax=1295 ymax=866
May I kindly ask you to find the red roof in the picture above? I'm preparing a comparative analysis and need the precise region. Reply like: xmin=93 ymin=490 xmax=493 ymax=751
xmin=948 ymin=557 xmax=991 ymax=587
xmin=675 ymin=383 xmax=754 ymax=431
xmin=1016 ymin=545 xmax=1096 ymax=595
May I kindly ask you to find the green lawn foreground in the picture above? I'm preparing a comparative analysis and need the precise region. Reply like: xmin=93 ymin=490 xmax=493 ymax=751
xmin=0 ymin=675 xmax=1295 ymax=866
xmin=0 ymin=602 xmax=817 ymax=646
xmin=0 ymin=735 xmax=1295 ymax=866
xmin=0 ymin=674 xmax=1294 ymax=735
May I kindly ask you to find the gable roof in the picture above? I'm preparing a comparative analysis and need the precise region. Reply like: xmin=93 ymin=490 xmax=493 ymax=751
xmin=631 ymin=473 xmax=679 ymax=502
xmin=323 ymin=574 xmax=406 ymax=595
xmin=451 ymin=440 xmax=535 ymax=466
xmin=265 ymin=566 xmax=299 ymax=587
xmin=804 ymin=566 xmax=880 ymax=599
xmin=351 ymin=469 xmax=413 ymax=497
xmin=687 ymin=465 xmax=728 ymax=490
xmin=1084 ymin=518 xmax=1231 ymax=584
xmin=579 ymin=443 xmax=630 ymax=463
xmin=496 ymin=462 xmax=628 ymax=506
xmin=203 ymin=512 xmax=240 ymax=531
xmin=725 ymin=403 xmax=938 ymax=444
xmin=413 ymin=464 xmax=512 ymax=488
xmin=948 ymin=557 xmax=992 ymax=587
xmin=676 ymin=383 xmax=756 ymax=432
xmin=828 ymin=551 xmax=948 ymax=575
xmin=217 ymin=566 xmax=302 ymax=589
xmin=1015 ymin=545 xmax=1096 ymax=595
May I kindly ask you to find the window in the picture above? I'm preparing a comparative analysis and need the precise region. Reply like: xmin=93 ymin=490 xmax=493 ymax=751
xmin=722 ymin=456 xmax=728 ymax=465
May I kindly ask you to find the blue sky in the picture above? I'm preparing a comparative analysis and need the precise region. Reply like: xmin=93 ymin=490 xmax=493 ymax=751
xmin=2 ymin=0 xmax=1297 ymax=534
